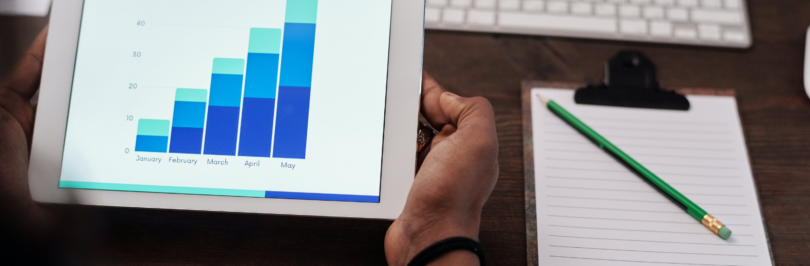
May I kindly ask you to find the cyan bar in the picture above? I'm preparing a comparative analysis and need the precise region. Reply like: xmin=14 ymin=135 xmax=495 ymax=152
xmin=175 ymin=88 xmax=208 ymax=102
xmin=285 ymin=0 xmax=318 ymax=24
xmin=248 ymin=28 xmax=282 ymax=54
xmin=137 ymin=119 xmax=170 ymax=136
xmin=212 ymin=58 xmax=245 ymax=75
xmin=60 ymin=181 xmax=266 ymax=198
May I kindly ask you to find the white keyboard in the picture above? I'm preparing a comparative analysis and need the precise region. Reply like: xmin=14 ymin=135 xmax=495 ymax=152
xmin=424 ymin=0 xmax=752 ymax=48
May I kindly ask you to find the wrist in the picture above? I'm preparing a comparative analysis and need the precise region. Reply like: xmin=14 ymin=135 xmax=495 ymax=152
xmin=386 ymin=209 xmax=481 ymax=266
xmin=427 ymin=250 xmax=480 ymax=266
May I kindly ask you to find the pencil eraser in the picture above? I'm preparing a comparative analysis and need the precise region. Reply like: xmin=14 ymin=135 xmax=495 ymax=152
xmin=718 ymin=226 xmax=732 ymax=240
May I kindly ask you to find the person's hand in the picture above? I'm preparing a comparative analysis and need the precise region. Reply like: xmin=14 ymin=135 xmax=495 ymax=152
xmin=385 ymin=72 xmax=499 ymax=265
xmin=0 ymin=27 xmax=49 ymax=236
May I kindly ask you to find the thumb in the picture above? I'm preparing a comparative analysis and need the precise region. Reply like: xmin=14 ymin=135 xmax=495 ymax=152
xmin=1 ymin=25 xmax=48 ymax=100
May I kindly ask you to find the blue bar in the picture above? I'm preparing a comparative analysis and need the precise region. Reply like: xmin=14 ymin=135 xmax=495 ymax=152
xmin=208 ymin=74 xmax=244 ymax=107
xmin=204 ymin=106 xmax=241 ymax=155
xmin=278 ymin=23 xmax=316 ymax=88
xmin=204 ymin=58 xmax=244 ymax=156
xmin=273 ymin=22 xmax=316 ymax=159
xmin=135 ymin=135 xmax=168 ymax=153
xmin=244 ymin=53 xmax=280 ymax=99
xmin=273 ymin=86 xmax=311 ymax=159
xmin=170 ymin=101 xmax=206 ymax=154
xmin=239 ymin=98 xmax=275 ymax=157
xmin=169 ymin=127 xmax=204 ymax=154
xmin=264 ymin=190 xmax=379 ymax=203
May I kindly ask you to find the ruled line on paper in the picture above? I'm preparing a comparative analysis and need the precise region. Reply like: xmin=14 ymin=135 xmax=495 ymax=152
xmin=549 ymin=256 xmax=745 ymax=266
xmin=547 ymin=215 xmax=752 ymax=227
xmin=547 ymin=235 xmax=757 ymax=247
xmin=549 ymin=245 xmax=758 ymax=257
xmin=530 ymin=88 xmax=772 ymax=266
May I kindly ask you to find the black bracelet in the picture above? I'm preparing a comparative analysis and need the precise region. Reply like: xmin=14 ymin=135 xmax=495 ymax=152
xmin=407 ymin=237 xmax=486 ymax=266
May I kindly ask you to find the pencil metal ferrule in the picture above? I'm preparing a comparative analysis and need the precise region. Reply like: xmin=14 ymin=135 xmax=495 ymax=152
xmin=701 ymin=214 xmax=724 ymax=235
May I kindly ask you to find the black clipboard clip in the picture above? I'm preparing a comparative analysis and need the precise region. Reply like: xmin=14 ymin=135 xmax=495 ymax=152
xmin=575 ymin=50 xmax=690 ymax=111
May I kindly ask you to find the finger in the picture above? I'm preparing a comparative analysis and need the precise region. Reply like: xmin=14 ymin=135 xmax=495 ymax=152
xmin=1 ymin=26 xmax=48 ymax=100
xmin=420 ymin=71 xmax=452 ymax=130
xmin=437 ymin=92 xmax=498 ymax=151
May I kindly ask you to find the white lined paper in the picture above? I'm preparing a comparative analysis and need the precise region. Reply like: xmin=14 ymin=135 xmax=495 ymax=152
xmin=531 ymin=88 xmax=773 ymax=266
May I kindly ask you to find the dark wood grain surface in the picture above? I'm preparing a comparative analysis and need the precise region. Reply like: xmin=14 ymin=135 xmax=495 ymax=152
xmin=3 ymin=0 xmax=810 ymax=264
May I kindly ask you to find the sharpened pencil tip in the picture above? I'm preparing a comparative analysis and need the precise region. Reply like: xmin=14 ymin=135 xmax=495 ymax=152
xmin=537 ymin=94 xmax=550 ymax=105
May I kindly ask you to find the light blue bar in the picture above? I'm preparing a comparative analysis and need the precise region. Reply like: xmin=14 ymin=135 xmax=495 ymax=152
xmin=60 ymin=181 xmax=266 ymax=198
xmin=212 ymin=58 xmax=245 ymax=75
xmin=248 ymin=28 xmax=282 ymax=54
xmin=285 ymin=0 xmax=318 ymax=24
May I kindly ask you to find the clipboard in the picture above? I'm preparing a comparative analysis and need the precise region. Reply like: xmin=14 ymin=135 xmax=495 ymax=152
xmin=520 ymin=51 xmax=758 ymax=266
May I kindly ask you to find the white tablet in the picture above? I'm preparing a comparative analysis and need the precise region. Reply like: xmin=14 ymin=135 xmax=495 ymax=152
xmin=28 ymin=0 xmax=424 ymax=219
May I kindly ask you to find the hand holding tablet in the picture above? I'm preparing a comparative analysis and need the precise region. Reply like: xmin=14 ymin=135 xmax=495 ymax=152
xmin=29 ymin=0 xmax=424 ymax=219
xmin=386 ymin=73 xmax=499 ymax=265
xmin=4 ymin=28 xmax=498 ymax=266
xmin=7 ymin=0 xmax=500 ymax=264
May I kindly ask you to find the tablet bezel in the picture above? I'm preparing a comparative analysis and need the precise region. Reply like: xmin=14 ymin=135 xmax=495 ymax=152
xmin=28 ymin=0 xmax=423 ymax=219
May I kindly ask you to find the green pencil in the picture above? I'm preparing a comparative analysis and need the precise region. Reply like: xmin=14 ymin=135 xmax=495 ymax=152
xmin=537 ymin=94 xmax=732 ymax=240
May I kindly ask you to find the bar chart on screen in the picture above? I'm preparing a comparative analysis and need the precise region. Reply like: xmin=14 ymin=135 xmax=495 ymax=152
xmin=134 ymin=2 xmax=318 ymax=159
xmin=59 ymin=0 xmax=393 ymax=202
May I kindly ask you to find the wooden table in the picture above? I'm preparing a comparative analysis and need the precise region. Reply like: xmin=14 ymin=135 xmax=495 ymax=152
xmin=4 ymin=0 xmax=810 ymax=264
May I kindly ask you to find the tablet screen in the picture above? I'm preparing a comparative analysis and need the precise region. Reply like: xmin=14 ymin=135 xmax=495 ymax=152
xmin=58 ymin=0 xmax=392 ymax=203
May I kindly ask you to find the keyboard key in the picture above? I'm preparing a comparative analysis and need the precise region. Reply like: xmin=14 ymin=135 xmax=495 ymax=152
xmin=524 ymin=0 xmax=545 ymax=11
xmin=606 ymin=0 xmax=626 ymax=3
xmin=451 ymin=0 xmax=472 ymax=8
xmin=595 ymin=4 xmax=617 ymax=16
xmin=667 ymin=8 xmax=688 ymax=21
xmin=702 ymin=0 xmax=722 ymax=8
xmin=475 ymin=0 xmax=496 ymax=9
xmin=425 ymin=7 xmax=441 ymax=23
xmin=655 ymin=0 xmax=675 ymax=5
xmin=650 ymin=21 xmax=673 ymax=36
xmin=547 ymin=1 xmax=568 ymax=13
xmin=620 ymin=5 xmax=641 ymax=17
xmin=724 ymin=0 xmax=741 ymax=9
xmin=499 ymin=0 xmax=521 ymax=10
xmin=723 ymin=30 xmax=746 ymax=43
xmin=698 ymin=24 xmax=721 ymax=40
xmin=620 ymin=20 xmax=648 ymax=35
xmin=468 ymin=10 xmax=496 ymax=25
xmin=678 ymin=0 xmax=698 ymax=7
xmin=675 ymin=28 xmax=697 ymax=39
xmin=643 ymin=6 xmax=664 ymax=19
xmin=499 ymin=12 xmax=617 ymax=33
xmin=692 ymin=9 xmax=743 ymax=24
xmin=572 ymin=3 xmax=593 ymax=15
xmin=443 ymin=9 xmax=465 ymax=23
xmin=631 ymin=0 xmax=652 ymax=4
xmin=427 ymin=0 xmax=448 ymax=7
